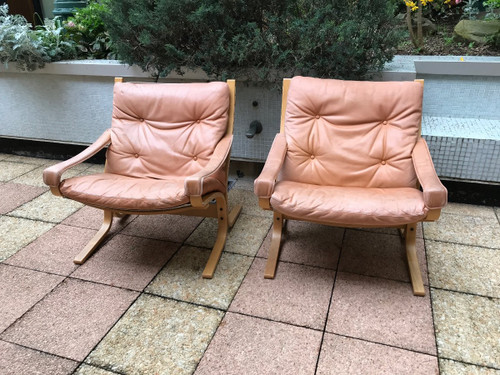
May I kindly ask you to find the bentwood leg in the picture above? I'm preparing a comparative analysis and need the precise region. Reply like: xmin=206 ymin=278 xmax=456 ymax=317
xmin=264 ymin=212 xmax=284 ymax=279
xmin=74 ymin=210 xmax=113 ymax=264
xmin=203 ymin=194 xmax=229 ymax=278
xmin=405 ymin=223 xmax=425 ymax=296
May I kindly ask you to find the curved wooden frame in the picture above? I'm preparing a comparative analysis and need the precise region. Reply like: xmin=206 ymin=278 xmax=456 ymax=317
xmin=261 ymin=78 xmax=439 ymax=296
xmin=52 ymin=78 xmax=241 ymax=278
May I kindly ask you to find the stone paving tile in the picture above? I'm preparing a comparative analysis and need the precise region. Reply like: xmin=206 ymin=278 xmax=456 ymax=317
xmin=0 ymin=340 xmax=78 ymax=375
xmin=196 ymin=312 xmax=321 ymax=375
xmin=440 ymin=359 xmax=500 ymax=375
xmin=316 ymin=333 xmax=439 ymax=375
xmin=0 ymin=264 xmax=64 ymax=333
xmin=86 ymin=294 xmax=223 ymax=375
xmin=442 ymin=203 xmax=497 ymax=218
xmin=3 ymin=155 xmax=61 ymax=166
xmin=71 ymin=234 xmax=178 ymax=291
xmin=5 ymin=224 xmax=96 ymax=275
xmin=1 ymin=278 xmax=138 ymax=361
xmin=62 ymin=205 xmax=133 ymax=232
xmin=10 ymin=191 xmax=84 ymax=223
xmin=228 ymin=188 xmax=272 ymax=218
xmin=0 ymin=216 xmax=54 ymax=262
xmin=424 ymin=213 xmax=500 ymax=249
xmin=257 ymin=220 xmax=342 ymax=269
xmin=427 ymin=240 xmax=500 ymax=298
xmin=432 ymin=288 xmax=500 ymax=368
xmin=0 ymin=153 xmax=9 ymax=161
xmin=229 ymin=258 xmax=335 ymax=329
xmin=74 ymin=364 xmax=118 ymax=375
xmin=186 ymin=214 xmax=272 ymax=256
xmin=339 ymin=229 xmax=428 ymax=284
xmin=0 ymin=161 xmax=38 ymax=182
xmin=147 ymin=246 xmax=253 ymax=309
xmin=0 ymin=183 xmax=46 ymax=214
xmin=232 ymin=176 xmax=255 ymax=191
xmin=121 ymin=214 xmax=202 ymax=243
xmin=327 ymin=272 xmax=436 ymax=355
xmin=358 ymin=222 xmax=424 ymax=238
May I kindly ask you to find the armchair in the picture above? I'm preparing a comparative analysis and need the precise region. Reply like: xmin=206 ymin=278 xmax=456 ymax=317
xmin=44 ymin=78 xmax=242 ymax=278
xmin=255 ymin=76 xmax=447 ymax=296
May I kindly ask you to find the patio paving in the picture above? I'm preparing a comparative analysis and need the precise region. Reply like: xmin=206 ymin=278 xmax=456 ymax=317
xmin=0 ymin=155 xmax=499 ymax=374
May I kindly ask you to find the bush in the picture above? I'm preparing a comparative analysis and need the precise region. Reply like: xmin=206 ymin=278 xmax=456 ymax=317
xmin=0 ymin=4 xmax=47 ymax=71
xmin=104 ymin=0 xmax=401 ymax=82
xmin=35 ymin=17 xmax=77 ymax=61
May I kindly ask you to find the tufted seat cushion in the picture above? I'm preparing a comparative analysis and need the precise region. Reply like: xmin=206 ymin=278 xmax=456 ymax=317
xmin=59 ymin=173 xmax=225 ymax=211
xmin=270 ymin=181 xmax=428 ymax=226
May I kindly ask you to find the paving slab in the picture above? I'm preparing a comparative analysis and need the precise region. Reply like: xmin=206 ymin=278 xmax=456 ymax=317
xmin=62 ymin=205 xmax=133 ymax=232
xmin=317 ymin=333 xmax=439 ymax=375
xmin=196 ymin=312 xmax=321 ymax=375
xmin=186 ymin=214 xmax=272 ymax=256
xmin=440 ymin=359 xmax=500 ymax=375
xmin=432 ymin=288 xmax=500 ymax=368
xmin=229 ymin=258 xmax=335 ymax=329
xmin=427 ymin=240 xmax=500 ymax=298
xmin=147 ymin=246 xmax=253 ymax=309
xmin=1 ymin=278 xmax=138 ymax=361
xmin=0 ymin=340 xmax=78 ymax=375
xmin=228 ymin=189 xmax=272 ymax=218
xmin=424 ymin=213 xmax=500 ymax=249
xmin=0 ymin=161 xmax=38 ymax=182
xmin=0 ymin=264 xmax=64 ymax=333
xmin=86 ymin=294 xmax=223 ymax=375
xmin=0 ymin=216 xmax=54 ymax=262
xmin=257 ymin=220 xmax=342 ymax=269
xmin=327 ymin=272 xmax=436 ymax=355
xmin=0 ymin=183 xmax=47 ymax=214
xmin=339 ymin=229 xmax=428 ymax=284
xmin=74 ymin=364 xmax=118 ymax=375
xmin=442 ymin=203 xmax=497 ymax=218
xmin=71 ymin=234 xmax=178 ymax=291
xmin=121 ymin=214 xmax=202 ymax=243
xmin=12 ymin=164 xmax=86 ymax=187
xmin=5 ymin=224 xmax=96 ymax=275
xmin=10 ymin=191 xmax=84 ymax=223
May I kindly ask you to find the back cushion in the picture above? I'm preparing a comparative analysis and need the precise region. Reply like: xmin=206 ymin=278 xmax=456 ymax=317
xmin=106 ymin=81 xmax=229 ymax=179
xmin=280 ymin=76 xmax=423 ymax=188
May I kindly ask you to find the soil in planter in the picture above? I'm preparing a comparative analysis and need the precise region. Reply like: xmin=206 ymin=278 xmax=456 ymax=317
xmin=396 ymin=18 xmax=500 ymax=56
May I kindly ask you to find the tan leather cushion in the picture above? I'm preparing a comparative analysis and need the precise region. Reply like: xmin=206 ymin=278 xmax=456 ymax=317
xmin=281 ymin=76 xmax=423 ymax=188
xmin=105 ymin=81 xmax=229 ymax=180
xmin=270 ymin=181 xmax=428 ymax=226
xmin=59 ymin=173 xmax=225 ymax=211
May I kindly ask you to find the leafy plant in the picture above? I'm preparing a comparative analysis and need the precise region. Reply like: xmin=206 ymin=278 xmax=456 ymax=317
xmin=0 ymin=4 xmax=47 ymax=71
xmin=35 ymin=17 xmax=77 ymax=61
xmin=103 ymin=0 xmax=401 ymax=82
xmin=65 ymin=0 xmax=114 ymax=59
xmin=483 ymin=0 xmax=500 ymax=18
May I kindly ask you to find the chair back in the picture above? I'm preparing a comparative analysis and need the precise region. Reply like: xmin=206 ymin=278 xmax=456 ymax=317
xmin=280 ymin=76 xmax=423 ymax=188
xmin=105 ymin=81 xmax=230 ymax=179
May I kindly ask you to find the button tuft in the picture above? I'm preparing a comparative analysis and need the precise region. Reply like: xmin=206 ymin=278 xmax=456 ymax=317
xmin=310 ymin=155 xmax=315 ymax=160
xmin=383 ymin=120 xmax=388 ymax=125
xmin=193 ymin=156 xmax=198 ymax=161
xmin=134 ymin=153 xmax=139 ymax=158
xmin=315 ymin=115 xmax=320 ymax=119
xmin=381 ymin=160 xmax=386 ymax=165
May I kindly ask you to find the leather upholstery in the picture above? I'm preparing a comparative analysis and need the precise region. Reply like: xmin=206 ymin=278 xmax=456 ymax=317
xmin=254 ymin=133 xmax=288 ymax=198
xmin=270 ymin=181 xmax=428 ymax=226
xmin=281 ymin=76 xmax=423 ymax=188
xmin=52 ymin=81 xmax=231 ymax=211
xmin=60 ymin=173 xmax=225 ymax=211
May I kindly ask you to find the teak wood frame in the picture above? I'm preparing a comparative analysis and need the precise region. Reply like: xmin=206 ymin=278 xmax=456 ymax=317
xmin=50 ymin=77 xmax=241 ymax=279
xmin=260 ymin=78 xmax=440 ymax=296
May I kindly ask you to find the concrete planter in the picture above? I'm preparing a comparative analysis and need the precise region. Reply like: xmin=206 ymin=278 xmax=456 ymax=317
xmin=1 ymin=56 xmax=499 ymax=183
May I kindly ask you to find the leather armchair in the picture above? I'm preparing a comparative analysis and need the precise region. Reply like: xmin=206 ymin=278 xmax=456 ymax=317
xmin=43 ymin=78 xmax=242 ymax=278
xmin=255 ymin=76 xmax=447 ymax=296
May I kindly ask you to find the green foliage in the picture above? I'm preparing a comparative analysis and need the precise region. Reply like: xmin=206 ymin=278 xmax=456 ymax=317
xmin=0 ymin=4 xmax=47 ymax=71
xmin=65 ymin=0 xmax=114 ymax=59
xmin=483 ymin=0 xmax=500 ymax=19
xmin=104 ymin=0 xmax=401 ymax=82
xmin=35 ymin=17 xmax=77 ymax=61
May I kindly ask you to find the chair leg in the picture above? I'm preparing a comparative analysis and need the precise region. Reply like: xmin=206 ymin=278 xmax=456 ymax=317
xmin=264 ymin=212 xmax=284 ymax=279
xmin=202 ymin=194 xmax=228 ymax=279
xmin=405 ymin=223 xmax=425 ymax=296
xmin=74 ymin=210 xmax=113 ymax=265
xmin=228 ymin=204 xmax=242 ymax=229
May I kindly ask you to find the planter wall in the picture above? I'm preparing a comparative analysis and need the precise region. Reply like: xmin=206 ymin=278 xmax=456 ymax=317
xmin=1 ymin=56 xmax=499 ymax=183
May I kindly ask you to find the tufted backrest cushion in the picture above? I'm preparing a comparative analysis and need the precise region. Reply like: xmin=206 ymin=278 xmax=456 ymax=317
xmin=280 ymin=76 xmax=423 ymax=188
xmin=105 ymin=81 xmax=229 ymax=179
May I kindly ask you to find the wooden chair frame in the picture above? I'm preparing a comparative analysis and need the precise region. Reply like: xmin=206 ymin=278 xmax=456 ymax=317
xmin=48 ymin=78 xmax=241 ymax=278
xmin=258 ymin=79 xmax=441 ymax=296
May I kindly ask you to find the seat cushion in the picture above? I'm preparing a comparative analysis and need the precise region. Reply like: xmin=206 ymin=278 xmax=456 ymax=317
xmin=59 ymin=173 xmax=225 ymax=211
xmin=270 ymin=181 xmax=428 ymax=227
